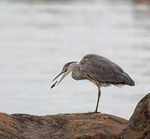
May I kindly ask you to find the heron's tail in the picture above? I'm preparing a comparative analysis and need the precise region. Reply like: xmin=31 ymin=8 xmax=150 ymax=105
xmin=122 ymin=72 xmax=135 ymax=86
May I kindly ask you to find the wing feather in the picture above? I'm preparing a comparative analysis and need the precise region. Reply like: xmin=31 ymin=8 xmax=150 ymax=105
xmin=79 ymin=54 xmax=129 ymax=84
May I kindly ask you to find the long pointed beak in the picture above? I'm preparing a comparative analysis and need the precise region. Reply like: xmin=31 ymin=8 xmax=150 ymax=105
xmin=57 ymin=71 xmax=70 ymax=85
xmin=53 ymin=72 xmax=64 ymax=81
xmin=52 ymin=68 xmax=71 ymax=88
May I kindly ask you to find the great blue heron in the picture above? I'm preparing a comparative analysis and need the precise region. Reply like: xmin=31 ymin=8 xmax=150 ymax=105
xmin=51 ymin=54 xmax=135 ymax=112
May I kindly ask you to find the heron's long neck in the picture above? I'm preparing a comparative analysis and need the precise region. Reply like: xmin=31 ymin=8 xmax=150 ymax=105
xmin=70 ymin=63 xmax=82 ymax=80
xmin=69 ymin=63 xmax=79 ymax=71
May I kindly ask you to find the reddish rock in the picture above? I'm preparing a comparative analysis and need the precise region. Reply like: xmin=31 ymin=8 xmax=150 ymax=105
xmin=118 ymin=93 xmax=150 ymax=139
xmin=1 ymin=93 xmax=150 ymax=139
xmin=133 ymin=0 xmax=150 ymax=3
xmin=0 ymin=112 xmax=127 ymax=139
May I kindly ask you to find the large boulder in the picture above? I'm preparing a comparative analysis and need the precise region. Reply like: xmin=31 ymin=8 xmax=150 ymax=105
xmin=118 ymin=93 xmax=150 ymax=139
xmin=0 ymin=112 xmax=127 ymax=139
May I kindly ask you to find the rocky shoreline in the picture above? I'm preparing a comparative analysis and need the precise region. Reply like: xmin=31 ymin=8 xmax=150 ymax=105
xmin=0 ymin=93 xmax=150 ymax=139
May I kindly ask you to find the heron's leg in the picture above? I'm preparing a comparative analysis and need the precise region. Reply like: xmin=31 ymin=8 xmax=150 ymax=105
xmin=95 ymin=83 xmax=101 ymax=113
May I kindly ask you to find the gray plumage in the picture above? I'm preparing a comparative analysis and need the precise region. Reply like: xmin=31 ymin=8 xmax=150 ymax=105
xmin=76 ymin=54 xmax=134 ymax=86
xmin=52 ymin=54 xmax=135 ymax=112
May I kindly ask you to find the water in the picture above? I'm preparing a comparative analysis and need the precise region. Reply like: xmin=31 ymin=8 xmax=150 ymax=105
xmin=0 ymin=0 xmax=150 ymax=119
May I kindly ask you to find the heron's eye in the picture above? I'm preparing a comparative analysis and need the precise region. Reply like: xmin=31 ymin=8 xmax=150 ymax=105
xmin=62 ymin=67 xmax=67 ymax=72
xmin=65 ymin=67 xmax=68 ymax=71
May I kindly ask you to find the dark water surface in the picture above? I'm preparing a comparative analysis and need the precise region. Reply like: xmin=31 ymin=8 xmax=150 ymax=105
xmin=0 ymin=0 xmax=150 ymax=119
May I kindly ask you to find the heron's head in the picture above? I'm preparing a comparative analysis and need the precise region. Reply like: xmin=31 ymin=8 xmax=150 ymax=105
xmin=52 ymin=61 xmax=77 ymax=86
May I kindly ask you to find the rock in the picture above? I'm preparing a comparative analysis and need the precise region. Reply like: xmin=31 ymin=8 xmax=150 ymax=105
xmin=1 ymin=93 xmax=150 ymax=139
xmin=0 ymin=112 xmax=127 ymax=139
xmin=118 ymin=93 xmax=150 ymax=139
xmin=133 ymin=0 xmax=150 ymax=3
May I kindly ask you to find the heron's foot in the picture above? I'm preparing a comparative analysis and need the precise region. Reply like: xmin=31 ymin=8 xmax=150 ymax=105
xmin=87 ymin=111 xmax=101 ymax=115
xmin=94 ymin=109 xmax=101 ymax=113
xmin=94 ymin=111 xmax=101 ymax=113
